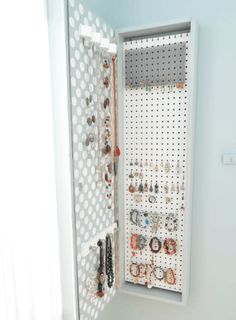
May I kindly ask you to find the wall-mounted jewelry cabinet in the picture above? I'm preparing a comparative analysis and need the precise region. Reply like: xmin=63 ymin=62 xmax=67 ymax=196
xmin=65 ymin=1 xmax=198 ymax=318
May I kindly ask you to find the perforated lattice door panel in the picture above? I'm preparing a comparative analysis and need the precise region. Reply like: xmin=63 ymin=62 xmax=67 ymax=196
xmin=67 ymin=1 xmax=116 ymax=319
xmin=124 ymin=33 xmax=189 ymax=292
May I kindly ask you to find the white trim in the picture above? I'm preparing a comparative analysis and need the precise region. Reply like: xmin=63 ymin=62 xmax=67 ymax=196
xmin=47 ymin=0 xmax=79 ymax=318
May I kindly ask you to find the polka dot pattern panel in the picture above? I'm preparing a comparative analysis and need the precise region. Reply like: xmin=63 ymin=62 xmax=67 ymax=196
xmin=67 ymin=1 xmax=116 ymax=319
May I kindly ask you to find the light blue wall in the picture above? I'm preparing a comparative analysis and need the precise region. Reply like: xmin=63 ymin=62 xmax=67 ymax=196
xmin=81 ymin=1 xmax=236 ymax=319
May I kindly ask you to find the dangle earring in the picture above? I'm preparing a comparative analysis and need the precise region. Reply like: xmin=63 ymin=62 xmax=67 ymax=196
xmin=154 ymin=162 xmax=159 ymax=172
xmin=128 ymin=181 xmax=136 ymax=193
xmin=129 ymin=170 xmax=134 ymax=179
xmin=164 ymin=182 xmax=169 ymax=194
xmin=164 ymin=160 xmax=171 ymax=174
xmin=149 ymin=181 xmax=153 ymax=193
xmin=175 ymin=160 xmax=182 ymax=175
xmin=154 ymin=182 xmax=159 ymax=194
xmin=139 ymin=170 xmax=143 ymax=179
xmin=144 ymin=180 xmax=148 ymax=192
xmin=138 ymin=181 xmax=144 ymax=193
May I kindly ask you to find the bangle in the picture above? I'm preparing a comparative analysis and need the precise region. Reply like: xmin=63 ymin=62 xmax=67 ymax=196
xmin=152 ymin=266 xmax=165 ymax=280
xmin=149 ymin=237 xmax=162 ymax=253
xmin=129 ymin=263 xmax=140 ymax=277
xmin=165 ymin=268 xmax=176 ymax=285
xmin=163 ymin=238 xmax=177 ymax=255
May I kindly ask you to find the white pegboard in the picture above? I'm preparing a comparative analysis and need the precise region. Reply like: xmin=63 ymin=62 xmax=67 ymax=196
xmin=124 ymin=33 xmax=190 ymax=293
xmin=67 ymin=1 xmax=116 ymax=319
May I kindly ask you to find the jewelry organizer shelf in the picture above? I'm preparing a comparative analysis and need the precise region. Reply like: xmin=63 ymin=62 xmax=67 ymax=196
xmin=117 ymin=20 xmax=198 ymax=305
xmin=66 ymin=0 xmax=197 ymax=316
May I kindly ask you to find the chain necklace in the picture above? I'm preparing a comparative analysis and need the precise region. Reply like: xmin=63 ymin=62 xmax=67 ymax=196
xmin=96 ymin=240 xmax=105 ymax=297
xmin=105 ymin=234 xmax=114 ymax=288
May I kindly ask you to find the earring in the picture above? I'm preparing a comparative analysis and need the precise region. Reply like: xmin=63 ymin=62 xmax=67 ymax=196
xmin=164 ymin=161 xmax=171 ymax=174
xmin=129 ymin=170 xmax=134 ymax=179
xmin=154 ymin=182 xmax=159 ymax=194
xmin=144 ymin=181 xmax=148 ymax=192
xmin=149 ymin=181 xmax=153 ymax=193
xmin=164 ymin=182 xmax=169 ymax=194
xmin=139 ymin=171 xmax=143 ymax=179
xmin=103 ymin=76 xmax=109 ymax=88
xmin=175 ymin=160 xmax=182 ymax=175
xmin=154 ymin=162 xmax=159 ymax=172
xmin=128 ymin=182 xmax=136 ymax=193
xmin=138 ymin=181 xmax=144 ymax=193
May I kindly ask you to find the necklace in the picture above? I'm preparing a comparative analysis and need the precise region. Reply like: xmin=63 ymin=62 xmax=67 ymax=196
xmin=105 ymin=234 xmax=114 ymax=288
xmin=96 ymin=240 xmax=105 ymax=297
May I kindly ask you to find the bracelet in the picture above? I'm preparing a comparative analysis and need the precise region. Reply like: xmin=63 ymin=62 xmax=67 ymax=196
xmin=165 ymin=268 xmax=176 ymax=285
xmin=152 ymin=266 xmax=165 ymax=280
xmin=129 ymin=263 xmax=140 ymax=277
xmin=149 ymin=237 xmax=162 ymax=253
xmin=163 ymin=238 xmax=177 ymax=255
